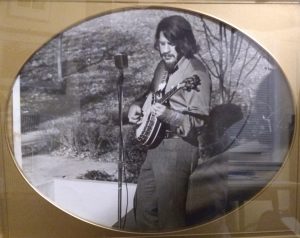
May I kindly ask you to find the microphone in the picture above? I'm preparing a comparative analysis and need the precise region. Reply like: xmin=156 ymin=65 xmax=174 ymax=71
xmin=114 ymin=53 xmax=128 ymax=70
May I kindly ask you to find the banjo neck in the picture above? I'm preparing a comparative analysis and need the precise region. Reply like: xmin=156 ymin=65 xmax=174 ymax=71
xmin=155 ymin=85 xmax=181 ymax=104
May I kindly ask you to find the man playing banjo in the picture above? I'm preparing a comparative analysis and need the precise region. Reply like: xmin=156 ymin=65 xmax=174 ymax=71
xmin=128 ymin=15 xmax=211 ymax=231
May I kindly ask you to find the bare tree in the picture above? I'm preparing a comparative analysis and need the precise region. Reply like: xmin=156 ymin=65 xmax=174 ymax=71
xmin=197 ymin=17 xmax=262 ymax=105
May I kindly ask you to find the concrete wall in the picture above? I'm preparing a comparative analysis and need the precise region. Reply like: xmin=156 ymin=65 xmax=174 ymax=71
xmin=38 ymin=178 xmax=136 ymax=227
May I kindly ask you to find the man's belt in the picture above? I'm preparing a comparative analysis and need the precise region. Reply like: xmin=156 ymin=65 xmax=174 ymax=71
xmin=164 ymin=130 xmax=180 ymax=139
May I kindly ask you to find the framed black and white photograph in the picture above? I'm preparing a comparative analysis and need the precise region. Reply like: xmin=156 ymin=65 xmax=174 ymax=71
xmin=4 ymin=4 xmax=297 ymax=236
xmin=11 ymin=7 xmax=295 ymax=232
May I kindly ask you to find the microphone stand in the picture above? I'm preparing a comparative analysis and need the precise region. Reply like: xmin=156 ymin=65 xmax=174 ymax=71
xmin=117 ymin=69 xmax=124 ymax=229
xmin=114 ymin=53 xmax=128 ymax=229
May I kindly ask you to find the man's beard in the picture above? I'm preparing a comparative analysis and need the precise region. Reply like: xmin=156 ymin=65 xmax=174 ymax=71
xmin=161 ymin=53 xmax=182 ymax=72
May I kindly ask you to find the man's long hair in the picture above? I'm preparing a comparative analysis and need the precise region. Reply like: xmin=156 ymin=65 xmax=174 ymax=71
xmin=154 ymin=15 xmax=199 ymax=59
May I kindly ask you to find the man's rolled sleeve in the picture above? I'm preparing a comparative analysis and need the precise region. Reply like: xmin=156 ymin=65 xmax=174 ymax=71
xmin=175 ymin=70 xmax=211 ymax=137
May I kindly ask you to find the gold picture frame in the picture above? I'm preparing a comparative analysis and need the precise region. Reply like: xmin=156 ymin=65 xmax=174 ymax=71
xmin=0 ymin=1 xmax=299 ymax=237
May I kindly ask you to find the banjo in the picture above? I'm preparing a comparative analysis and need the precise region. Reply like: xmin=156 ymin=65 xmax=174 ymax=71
xmin=135 ymin=75 xmax=201 ymax=149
